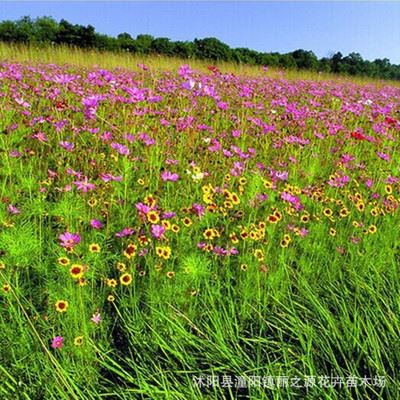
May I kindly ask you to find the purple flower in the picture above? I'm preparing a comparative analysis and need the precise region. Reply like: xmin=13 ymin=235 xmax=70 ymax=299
xmin=7 ymin=204 xmax=20 ymax=215
xmin=217 ymin=101 xmax=228 ymax=110
xmin=51 ymin=336 xmax=64 ymax=349
xmin=110 ymin=142 xmax=130 ymax=156
xmin=82 ymin=95 xmax=102 ymax=120
xmin=161 ymin=211 xmax=176 ymax=219
xmin=9 ymin=150 xmax=22 ymax=157
xmin=137 ymin=63 xmax=149 ymax=71
xmin=91 ymin=312 xmax=101 ymax=325
xmin=139 ymin=248 xmax=149 ymax=257
xmin=138 ymin=132 xmax=155 ymax=146
xmin=191 ymin=203 xmax=205 ymax=218
xmin=73 ymin=177 xmax=95 ymax=193
xmin=281 ymin=192 xmax=303 ymax=211
xmin=178 ymin=64 xmax=193 ymax=77
xmin=115 ymin=227 xmax=135 ymax=238
xmin=208 ymin=139 xmax=221 ymax=153
xmin=365 ymin=179 xmax=373 ymax=188
xmin=275 ymin=171 xmax=289 ymax=181
xmin=59 ymin=141 xmax=75 ymax=152
xmin=59 ymin=231 xmax=81 ymax=248
xmin=161 ymin=171 xmax=179 ymax=182
xmin=90 ymin=219 xmax=103 ymax=229
xmin=232 ymin=130 xmax=241 ymax=138
xmin=228 ymin=247 xmax=239 ymax=255
xmin=32 ymin=132 xmax=48 ymax=143
xmin=299 ymin=228 xmax=309 ymax=237
xmin=151 ymin=224 xmax=166 ymax=239
xmin=377 ymin=152 xmax=390 ymax=162
xmin=213 ymin=246 xmax=228 ymax=256
xmin=256 ymin=193 xmax=269 ymax=202
xmin=136 ymin=202 xmax=151 ymax=215
xmin=100 ymin=173 xmax=123 ymax=182
xmin=223 ymin=149 xmax=233 ymax=157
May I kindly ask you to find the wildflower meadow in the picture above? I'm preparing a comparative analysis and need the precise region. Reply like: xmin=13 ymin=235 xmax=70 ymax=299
xmin=0 ymin=45 xmax=399 ymax=399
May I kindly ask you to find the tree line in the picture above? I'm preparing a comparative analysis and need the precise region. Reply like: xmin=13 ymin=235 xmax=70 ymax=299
xmin=1 ymin=16 xmax=399 ymax=80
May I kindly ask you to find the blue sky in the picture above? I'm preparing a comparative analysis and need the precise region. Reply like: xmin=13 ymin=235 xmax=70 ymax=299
xmin=1 ymin=1 xmax=399 ymax=63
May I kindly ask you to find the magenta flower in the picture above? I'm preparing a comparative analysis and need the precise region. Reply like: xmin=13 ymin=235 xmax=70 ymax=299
xmin=217 ymin=101 xmax=229 ymax=110
xmin=299 ymin=228 xmax=309 ymax=237
xmin=161 ymin=211 xmax=176 ymax=219
xmin=7 ymin=204 xmax=20 ymax=215
xmin=51 ymin=336 xmax=64 ymax=349
xmin=151 ymin=224 xmax=166 ymax=239
xmin=161 ymin=171 xmax=179 ymax=182
xmin=82 ymin=95 xmax=102 ymax=120
xmin=73 ymin=177 xmax=95 ymax=192
xmin=91 ymin=312 xmax=101 ymax=325
xmin=100 ymin=173 xmax=123 ymax=182
xmin=59 ymin=231 xmax=81 ymax=248
xmin=139 ymin=248 xmax=149 ymax=257
xmin=9 ymin=150 xmax=22 ymax=157
xmin=32 ymin=132 xmax=48 ymax=143
xmin=376 ymin=152 xmax=390 ymax=162
xmin=281 ymin=192 xmax=303 ymax=211
xmin=135 ymin=202 xmax=151 ymax=215
xmin=365 ymin=179 xmax=373 ymax=188
xmin=90 ymin=219 xmax=103 ymax=229
xmin=178 ymin=64 xmax=192 ymax=77
xmin=191 ymin=203 xmax=205 ymax=217
xmin=59 ymin=141 xmax=75 ymax=152
xmin=138 ymin=132 xmax=155 ymax=146
xmin=115 ymin=227 xmax=135 ymax=238
xmin=110 ymin=142 xmax=130 ymax=156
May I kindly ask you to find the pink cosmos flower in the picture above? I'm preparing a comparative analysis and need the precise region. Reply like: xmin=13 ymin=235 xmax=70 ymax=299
xmin=9 ymin=150 xmax=22 ymax=158
xmin=136 ymin=202 xmax=151 ymax=215
xmin=151 ymin=224 xmax=166 ymax=239
xmin=7 ymin=204 xmax=20 ymax=215
xmin=73 ymin=177 xmax=95 ymax=192
xmin=161 ymin=211 xmax=176 ymax=219
xmin=376 ymin=152 xmax=390 ymax=162
xmin=161 ymin=171 xmax=179 ymax=182
xmin=51 ymin=336 xmax=64 ymax=349
xmin=59 ymin=141 xmax=75 ymax=152
xmin=138 ymin=132 xmax=155 ymax=146
xmin=59 ymin=231 xmax=81 ymax=248
xmin=115 ymin=227 xmax=135 ymax=238
xmin=100 ymin=173 xmax=123 ymax=183
xmin=32 ymin=132 xmax=48 ymax=143
xmin=91 ymin=312 xmax=101 ymax=325
xmin=365 ymin=179 xmax=373 ymax=188
xmin=90 ymin=219 xmax=103 ymax=229
xmin=110 ymin=142 xmax=130 ymax=156
xmin=191 ymin=203 xmax=205 ymax=218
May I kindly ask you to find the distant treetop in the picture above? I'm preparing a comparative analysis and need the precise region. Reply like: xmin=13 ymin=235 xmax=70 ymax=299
xmin=0 ymin=16 xmax=399 ymax=80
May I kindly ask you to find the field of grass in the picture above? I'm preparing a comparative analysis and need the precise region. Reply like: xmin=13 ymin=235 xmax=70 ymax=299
xmin=0 ymin=44 xmax=399 ymax=399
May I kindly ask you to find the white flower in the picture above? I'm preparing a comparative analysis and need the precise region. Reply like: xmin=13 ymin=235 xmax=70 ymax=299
xmin=192 ymin=172 xmax=204 ymax=181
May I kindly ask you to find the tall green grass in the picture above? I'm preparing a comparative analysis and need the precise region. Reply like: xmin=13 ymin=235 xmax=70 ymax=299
xmin=0 ymin=44 xmax=399 ymax=400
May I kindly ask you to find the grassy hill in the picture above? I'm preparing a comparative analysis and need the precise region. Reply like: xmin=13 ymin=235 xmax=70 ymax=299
xmin=0 ymin=44 xmax=399 ymax=400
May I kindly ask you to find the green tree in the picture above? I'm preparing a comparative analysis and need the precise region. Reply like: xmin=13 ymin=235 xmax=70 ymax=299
xmin=135 ymin=34 xmax=154 ymax=54
xmin=193 ymin=37 xmax=232 ymax=61
xmin=32 ymin=16 xmax=59 ymax=43
xmin=172 ymin=41 xmax=195 ymax=58
xmin=291 ymin=49 xmax=319 ymax=70
xmin=117 ymin=33 xmax=136 ymax=52
xmin=151 ymin=38 xmax=175 ymax=56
